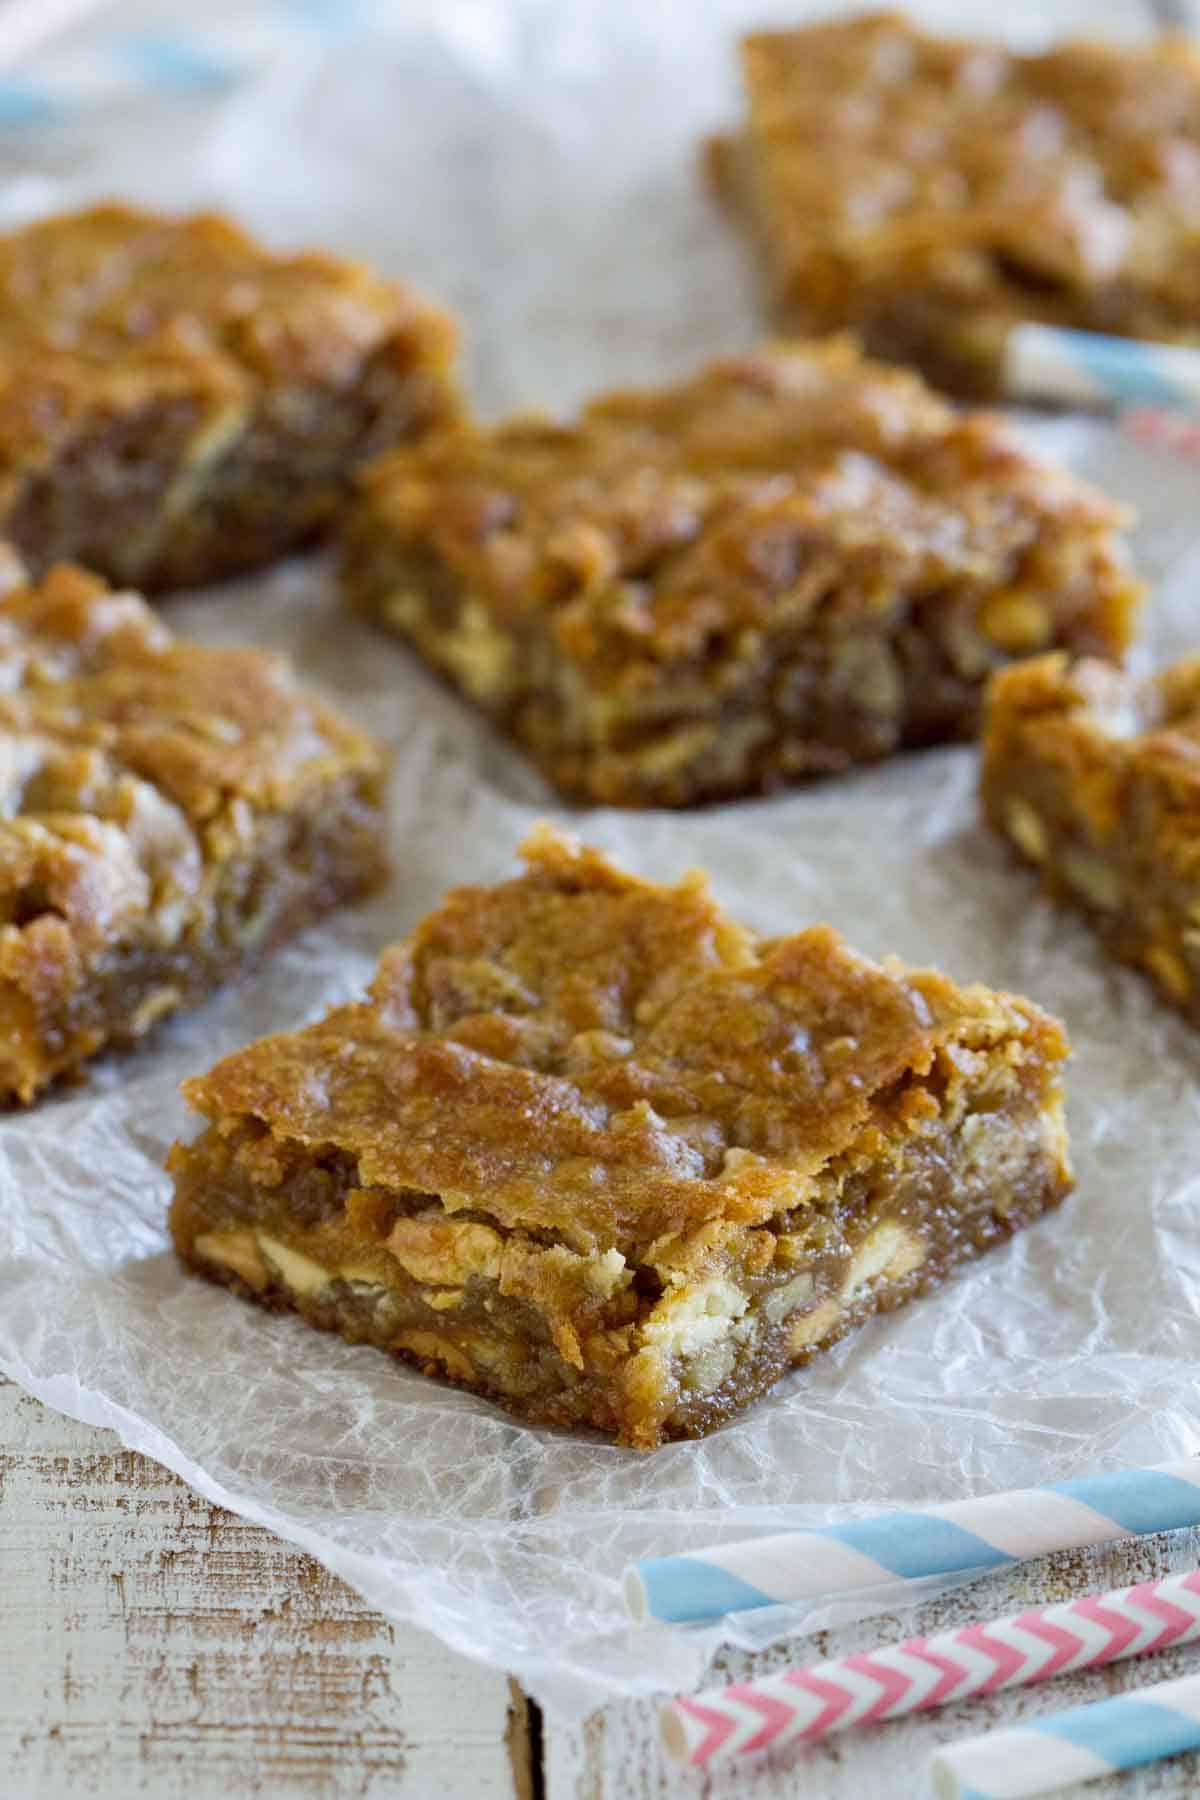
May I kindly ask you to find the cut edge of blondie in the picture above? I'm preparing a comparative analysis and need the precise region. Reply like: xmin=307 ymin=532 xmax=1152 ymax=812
xmin=982 ymin=651 xmax=1200 ymax=1022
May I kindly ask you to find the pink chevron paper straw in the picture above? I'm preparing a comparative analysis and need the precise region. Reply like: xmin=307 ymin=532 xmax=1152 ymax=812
xmin=1122 ymin=406 xmax=1200 ymax=461
xmin=661 ymin=1565 xmax=1200 ymax=1769
xmin=1004 ymin=325 xmax=1200 ymax=461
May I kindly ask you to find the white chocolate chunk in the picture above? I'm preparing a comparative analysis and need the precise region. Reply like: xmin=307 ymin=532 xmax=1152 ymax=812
xmin=641 ymin=1277 xmax=749 ymax=1359
xmin=585 ymin=1247 xmax=629 ymax=1300
xmin=426 ymin=1287 xmax=465 ymax=1311
xmin=841 ymin=1222 xmax=926 ymax=1300
xmin=763 ymin=1270 xmax=816 ymax=1323
xmin=682 ymin=1338 xmax=737 ymax=1395
xmin=130 ymin=984 xmax=183 ymax=1035
xmin=194 ymin=1229 xmax=269 ymax=1291
xmin=255 ymin=1233 xmax=332 ymax=1297
xmin=1005 ymin=798 xmax=1048 ymax=864
xmin=787 ymin=1298 xmax=842 ymax=1351
xmin=1060 ymin=848 xmax=1122 ymax=911
xmin=438 ymin=598 xmax=516 ymax=702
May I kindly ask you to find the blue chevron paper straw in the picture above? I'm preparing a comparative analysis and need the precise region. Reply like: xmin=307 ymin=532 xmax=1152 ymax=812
xmin=930 ymin=1670 xmax=1200 ymax=1799
xmin=1006 ymin=324 xmax=1200 ymax=417
xmin=625 ymin=1461 xmax=1200 ymax=1626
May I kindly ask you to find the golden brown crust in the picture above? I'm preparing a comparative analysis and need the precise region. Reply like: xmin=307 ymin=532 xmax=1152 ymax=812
xmin=0 ymin=204 xmax=459 ymax=589
xmin=983 ymin=652 xmax=1200 ymax=1018
xmin=0 ymin=556 xmax=387 ymax=1101
xmin=343 ymin=338 xmax=1141 ymax=805
xmin=172 ymin=828 xmax=1072 ymax=1444
xmin=718 ymin=14 xmax=1200 ymax=396
xmin=182 ymin=823 xmax=1066 ymax=1252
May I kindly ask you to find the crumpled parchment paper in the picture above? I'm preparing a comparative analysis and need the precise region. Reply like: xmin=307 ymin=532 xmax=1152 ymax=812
xmin=0 ymin=0 xmax=1197 ymax=1722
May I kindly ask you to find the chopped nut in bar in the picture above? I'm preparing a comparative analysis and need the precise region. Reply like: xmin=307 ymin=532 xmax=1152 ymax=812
xmin=341 ymin=338 xmax=1140 ymax=806
xmin=984 ymin=653 xmax=1200 ymax=1024
xmin=169 ymin=827 xmax=1072 ymax=1449
xmin=0 ymin=555 xmax=387 ymax=1102
xmin=710 ymin=13 xmax=1200 ymax=398
xmin=0 ymin=204 xmax=459 ymax=591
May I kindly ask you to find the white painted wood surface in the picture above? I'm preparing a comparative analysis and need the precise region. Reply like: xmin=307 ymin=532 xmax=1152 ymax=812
xmin=8 ymin=1365 xmax=1200 ymax=1798
xmin=0 ymin=1378 xmax=529 ymax=1800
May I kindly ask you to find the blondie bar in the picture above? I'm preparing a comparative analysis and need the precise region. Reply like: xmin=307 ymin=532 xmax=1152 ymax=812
xmin=0 ymin=205 xmax=458 ymax=590
xmin=984 ymin=653 xmax=1200 ymax=1023
xmin=169 ymin=827 xmax=1072 ymax=1448
xmin=341 ymin=339 xmax=1140 ymax=806
xmin=0 ymin=556 xmax=386 ymax=1102
xmin=711 ymin=13 xmax=1200 ymax=398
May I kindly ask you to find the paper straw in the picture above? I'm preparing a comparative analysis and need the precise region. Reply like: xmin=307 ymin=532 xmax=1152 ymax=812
xmin=0 ymin=5 xmax=387 ymax=125
xmin=1006 ymin=324 xmax=1200 ymax=417
xmin=626 ymin=1459 xmax=1200 ymax=1626
xmin=1122 ymin=405 xmax=1200 ymax=460
xmin=662 ymin=1565 xmax=1200 ymax=1768
xmin=931 ymin=1670 xmax=1200 ymax=1800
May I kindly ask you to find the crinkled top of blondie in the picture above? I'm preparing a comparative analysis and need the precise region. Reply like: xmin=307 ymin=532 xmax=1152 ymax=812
xmin=353 ymin=339 xmax=1131 ymax=663
xmin=738 ymin=12 xmax=1200 ymax=308
xmin=0 ymin=204 xmax=455 ymax=481
xmin=183 ymin=826 xmax=1066 ymax=1257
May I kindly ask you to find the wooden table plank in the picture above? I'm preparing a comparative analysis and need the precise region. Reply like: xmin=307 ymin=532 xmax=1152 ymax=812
xmin=11 ymin=1370 xmax=1200 ymax=1800
xmin=0 ymin=1379 xmax=529 ymax=1800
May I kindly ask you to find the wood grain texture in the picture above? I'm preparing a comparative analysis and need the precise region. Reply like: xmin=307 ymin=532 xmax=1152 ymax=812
xmin=544 ymin=1530 xmax=1200 ymax=1798
xmin=0 ymin=1378 xmax=525 ymax=1800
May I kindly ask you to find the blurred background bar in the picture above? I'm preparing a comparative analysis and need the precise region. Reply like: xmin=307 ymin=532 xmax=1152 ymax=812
xmin=0 ymin=0 xmax=1192 ymax=133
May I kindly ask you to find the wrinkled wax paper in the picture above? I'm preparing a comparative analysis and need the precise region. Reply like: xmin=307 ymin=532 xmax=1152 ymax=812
xmin=0 ymin=0 xmax=1198 ymax=1722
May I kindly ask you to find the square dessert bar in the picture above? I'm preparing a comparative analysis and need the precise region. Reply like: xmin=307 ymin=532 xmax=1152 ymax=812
xmin=169 ymin=827 xmax=1072 ymax=1448
xmin=984 ymin=653 xmax=1200 ymax=1024
xmin=0 ymin=555 xmax=387 ymax=1102
xmin=341 ymin=338 xmax=1140 ymax=807
xmin=711 ymin=13 xmax=1200 ymax=398
xmin=0 ymin=205 xmax=458 ymax=591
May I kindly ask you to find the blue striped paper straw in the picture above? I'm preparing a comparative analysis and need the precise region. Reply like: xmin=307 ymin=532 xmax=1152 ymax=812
xmin=1006 ymin=324 xmax=1200 ymax=417
xmin=0 ymin=3 xmax=384 ymax=126
xmin=930 ymin=1670 xmax=1200 ymax=1799
xmin=625 ymin=1461 xmax=1200 ymax=1626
